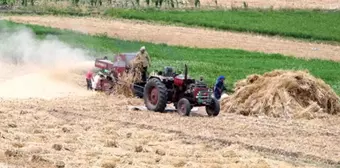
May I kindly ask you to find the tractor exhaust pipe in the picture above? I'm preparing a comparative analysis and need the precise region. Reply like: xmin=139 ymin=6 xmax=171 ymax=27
xmin=184 ymin=64 xmax=188 ymax=83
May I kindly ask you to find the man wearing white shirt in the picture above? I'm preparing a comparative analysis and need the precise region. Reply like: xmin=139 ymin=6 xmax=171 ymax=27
xmin=92 ymin=72 xmax=104 ymax=91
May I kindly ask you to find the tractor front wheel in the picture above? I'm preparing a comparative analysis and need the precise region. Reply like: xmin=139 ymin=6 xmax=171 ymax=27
xmin=177 ymin=98 xmax=191 ymax=116
xmin=173 ymin=102 xmax=178 ymax=109
xmin=206 ymin=98 xmax=220 ymax=116
xmin=144 ymin=78 xmax=167 ymax=112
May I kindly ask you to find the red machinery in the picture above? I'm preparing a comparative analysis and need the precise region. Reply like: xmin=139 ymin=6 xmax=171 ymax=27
xmin=143 ymin=65 xmax=220 ymax=116
xmin=93 ymin=53 xmax=220 ymax=117
xmin=93 ymin=53 xmax=138 ymax=92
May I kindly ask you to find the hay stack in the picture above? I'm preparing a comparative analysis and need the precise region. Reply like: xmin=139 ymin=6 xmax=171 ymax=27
xmin=221 ymin=70 xmax=340 ymax=119
xmin=112 ymin=58 xmax=143 ymax=97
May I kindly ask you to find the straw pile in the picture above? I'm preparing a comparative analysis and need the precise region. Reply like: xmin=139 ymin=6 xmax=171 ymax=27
xmin=112 ymin=58 xmax=143 ymax=97
xmin=221 ymin=70 xmax=340 ymax=119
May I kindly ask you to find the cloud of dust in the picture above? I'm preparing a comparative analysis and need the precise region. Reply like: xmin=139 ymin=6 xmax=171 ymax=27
xmin=0 ymin=24 xmax=92 ymax=68
xmin=0 ymin=22 xmax=96 ymax=99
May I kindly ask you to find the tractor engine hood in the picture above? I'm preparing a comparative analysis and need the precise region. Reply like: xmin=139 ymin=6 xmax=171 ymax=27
xmin=174 ymin=74 xmax=192 ymax=86
xmin=174 ymin=74 xmax=191 ymax=80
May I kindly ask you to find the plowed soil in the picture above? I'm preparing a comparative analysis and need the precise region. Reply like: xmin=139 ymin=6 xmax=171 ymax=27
xmin=3 ymin=15 xmax=340 ymax=61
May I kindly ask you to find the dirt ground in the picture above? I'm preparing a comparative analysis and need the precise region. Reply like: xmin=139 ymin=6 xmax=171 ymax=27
xmin=199 ymin=0 xmax=340 ymax=9
xmin=3 ymin=15 xmax=340 ymax=62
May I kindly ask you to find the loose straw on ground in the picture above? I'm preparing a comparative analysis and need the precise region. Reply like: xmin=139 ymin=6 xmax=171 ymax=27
xmin=112 ymin=59 xmax=143 ymax=97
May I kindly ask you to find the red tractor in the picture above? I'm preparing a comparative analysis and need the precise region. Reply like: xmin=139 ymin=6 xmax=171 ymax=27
xmin=143 ymin=65 xmax=220 ymax=116
xmin=93 ymin=53 xmax=220 ymax=117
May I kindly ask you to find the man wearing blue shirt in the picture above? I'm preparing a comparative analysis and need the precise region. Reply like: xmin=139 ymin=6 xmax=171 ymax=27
xmin=214 ymin=75 xmax=227 ymax=100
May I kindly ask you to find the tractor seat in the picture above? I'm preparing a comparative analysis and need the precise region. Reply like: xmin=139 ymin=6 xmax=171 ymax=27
xmin=164 ymin=66 xmax=174 ymax=77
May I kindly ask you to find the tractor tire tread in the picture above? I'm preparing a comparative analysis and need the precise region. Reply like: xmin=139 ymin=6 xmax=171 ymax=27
xmin=177 ymin=98 xmax=191 ymax=116
xmin=206 ymin=98 xmax=220 ymax=116
xmin=144 ymin=78 xmax=168 ymax=112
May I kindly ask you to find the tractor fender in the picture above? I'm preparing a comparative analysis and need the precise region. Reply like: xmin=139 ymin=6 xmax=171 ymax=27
xmin=148 ymin=76 xmax=161 ymax=82
xmin=148 ymin=75 xmax=173 ymax=82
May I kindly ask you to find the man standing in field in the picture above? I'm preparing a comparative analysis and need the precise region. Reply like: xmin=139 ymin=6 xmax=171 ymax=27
xmin=92 ymin=72 xmax=105 ymax=91
xmin=85 ymin=69 xmax=93 ymax=90
xmin=214 ymin=75 xmax=227 ymax=100
xmin=133 ymin=46 xmax=151 ymax=82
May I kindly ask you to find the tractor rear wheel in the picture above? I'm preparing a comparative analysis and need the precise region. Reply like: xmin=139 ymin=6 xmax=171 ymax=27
xmin=144 ymin=78 xmax=167 ymax=112
xmin=177 ymin=98 xmax=191 ymax=116
xmin=206 ymin=98 xmax=220 ymax=116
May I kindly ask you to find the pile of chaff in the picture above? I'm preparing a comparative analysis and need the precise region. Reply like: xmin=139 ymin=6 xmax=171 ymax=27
xmin=221 ymin=70 xmax=340 ymax=119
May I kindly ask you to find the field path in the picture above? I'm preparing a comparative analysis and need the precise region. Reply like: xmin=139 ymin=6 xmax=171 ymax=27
xmin=3 ymin=15 xmax=340 ymax=61
xmin=200 ymin=0 xmax=340 ymax=9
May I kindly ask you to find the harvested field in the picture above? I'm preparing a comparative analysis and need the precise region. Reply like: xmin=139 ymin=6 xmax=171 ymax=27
xmin=0 ymin=51 xmax=333 ymax=167
xmin=3 ymin=15 xmax=340 ymax=61
xmin=0 ymin=67 xmax=340 ymax=167
xmin=0 ymin=93 xmax=329 ymax=168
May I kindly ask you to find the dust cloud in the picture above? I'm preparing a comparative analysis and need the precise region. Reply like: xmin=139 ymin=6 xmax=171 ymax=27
xmin=0 ymin=23 xmax=91 ymax=67
xmin=0 ymin=22 xmax=95 ymax=99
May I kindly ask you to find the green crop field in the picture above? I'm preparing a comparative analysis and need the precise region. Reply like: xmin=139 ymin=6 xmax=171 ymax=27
xmin=2 ymin=20 xmax=340 ymax=93
xmin=105 ymin=8 xmax=340 ymax=43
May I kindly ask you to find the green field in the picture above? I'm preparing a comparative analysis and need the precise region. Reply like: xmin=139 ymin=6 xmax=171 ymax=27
xmin=105 ymin=8 xmax=340 ymax=43
xmin=1 ymin=20 xmax=340 ymax=93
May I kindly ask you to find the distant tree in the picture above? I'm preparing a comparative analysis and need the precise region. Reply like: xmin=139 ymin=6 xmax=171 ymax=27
xmin=90 ymin=0 xmax=102 ymax=6
xmin=243 ymin=1 xmax=248 ymax=8
xmin=169 ymin=0 xmax=174 ymax=7
xmin=145 ymin=0 xmax=149 ymax=6
xmin=155 ymin=0 xmax=163 ymax=7
xmin=175 ymin=0 xmax=179 ymax=7
xmin=1 ymin=0 xmax=7 ymax=5
xmin=21 ymin=0 xmax=27 ymax=6
xmin=194 ymin=0 xmax=200 ymax=7
xmin=90 ymin=0 xmax=95 ymax=6
xmin=72 ymin=0 xmax=80 ymax=6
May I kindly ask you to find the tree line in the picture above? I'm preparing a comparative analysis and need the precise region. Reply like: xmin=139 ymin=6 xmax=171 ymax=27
xmin=0 ymin=0 xmax=201 ymax=8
